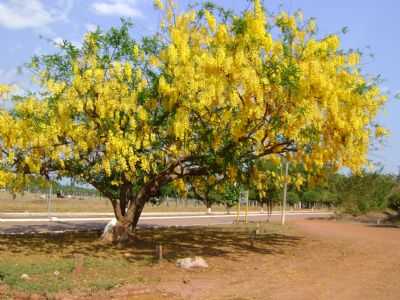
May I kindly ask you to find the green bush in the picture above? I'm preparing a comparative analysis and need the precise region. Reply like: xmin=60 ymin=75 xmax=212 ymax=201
xmin=388 ymin=192 xmax=400 ymax=211
xmin=302 ymin=190 xmax=320 ymax=207
xmin=287 ymin=191 xmax=300 ymax=206
xmin=335 ymin=172 xmax=396 ymax=215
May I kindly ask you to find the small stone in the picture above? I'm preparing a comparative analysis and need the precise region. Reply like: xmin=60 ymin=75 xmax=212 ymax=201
xmin=176 ymin=257 xmax=192 ymax=269
xmin=20 ymin=273 xmax=30 ymax=280
xmin=176 ymin=256 xmax=208 ymax=269
xmin=192 ymin=256 xmax=208 ymax=268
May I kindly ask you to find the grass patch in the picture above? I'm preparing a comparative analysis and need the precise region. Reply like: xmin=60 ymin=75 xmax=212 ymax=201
xmin=0 ymin=231 xmax=153 ymax=295
xmin=0 ymin=257 xmax=75 ymax=293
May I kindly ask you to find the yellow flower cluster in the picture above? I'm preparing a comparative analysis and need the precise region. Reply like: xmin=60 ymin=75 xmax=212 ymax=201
xmin=0 ymin=0 xmax=387 ymax=195
xmin=156 ymin=0 xmax=386 ymax=180
xmin=0 ymin=84 xmax=11 ymax=96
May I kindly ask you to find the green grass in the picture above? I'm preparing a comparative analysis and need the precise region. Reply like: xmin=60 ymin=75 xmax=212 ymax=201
xmin=0 ymin=231 xmax=155 ymax=295
xmin=0 ymin=258 xmax=75 ymax=293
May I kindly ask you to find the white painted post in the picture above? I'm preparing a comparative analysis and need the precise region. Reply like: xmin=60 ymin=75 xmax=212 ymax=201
xmin=281 ymin=160 xmax=289 ymax=225
xmin=47 ymin=183 xmax=52 ymax=219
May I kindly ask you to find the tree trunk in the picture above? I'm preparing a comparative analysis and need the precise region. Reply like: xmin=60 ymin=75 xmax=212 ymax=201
xmin=99 ymin=162 xmax=207 ymax=243
xmin=102 ymin=194 xmax=147 ymax=243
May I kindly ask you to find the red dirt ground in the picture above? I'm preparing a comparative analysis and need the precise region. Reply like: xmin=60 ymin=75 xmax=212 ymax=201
xmin=5 ymin=219 xmax=400 ymax=300
xmin=153 ymin=220 xmax=400 ymax=300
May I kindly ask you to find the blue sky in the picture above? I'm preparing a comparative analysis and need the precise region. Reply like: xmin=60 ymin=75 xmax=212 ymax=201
xmin=0 ymin=0 xmax=398 ymax=173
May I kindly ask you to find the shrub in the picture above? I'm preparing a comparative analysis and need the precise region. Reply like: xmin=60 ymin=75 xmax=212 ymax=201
xmin=388 ymin=192 xmax=400 ymax=212
xmin=302 ymin=190 xmax=320 ymax=208
xmin=287 ymin=191 xmax=300 ymax=206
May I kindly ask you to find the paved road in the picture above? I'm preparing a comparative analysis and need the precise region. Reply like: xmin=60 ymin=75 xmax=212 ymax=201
xmin=0 ymin=211 xmax=333 ymax=234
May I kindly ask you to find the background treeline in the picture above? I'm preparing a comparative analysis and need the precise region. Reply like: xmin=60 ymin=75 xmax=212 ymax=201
xmin=12 ymin=178 xmax=100 ymax=198
xmin=16 ymin=169 xmax=400 ymax=215
xmin=272 ymin=170 xmax=400 ymax=215
xmin=153 ymin=168 xmax=400 ymax=215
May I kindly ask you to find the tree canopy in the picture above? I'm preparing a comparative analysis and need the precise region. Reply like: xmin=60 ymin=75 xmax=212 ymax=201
xmin=0 ymin=0 xmax=387 ymax=238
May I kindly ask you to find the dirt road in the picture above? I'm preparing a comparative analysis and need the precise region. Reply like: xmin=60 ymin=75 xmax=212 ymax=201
xmin=285 ymin=220 xmax=400 ymax=300
xmin=0 ymin=211 xmax=332 ymax=234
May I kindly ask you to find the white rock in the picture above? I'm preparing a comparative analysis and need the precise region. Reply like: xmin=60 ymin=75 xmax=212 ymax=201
xmin=101 ymin=218 xmax=130 ymax=243
xmin=192 ymin=256 xmax=208 ymax=268
xmin=102 ymin=218 xmax=117 ymax=239
xmin=176 ymin=257 xmax=192 ymax=269
xmin=20 ymin=274 xmax=30 ymax=280
xmin=176 ymin=256 xmax=208 ymax=269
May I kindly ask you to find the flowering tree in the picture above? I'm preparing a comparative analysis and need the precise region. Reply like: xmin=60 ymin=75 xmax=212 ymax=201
xmin=0 ymin=1 xmax=386 ymax=241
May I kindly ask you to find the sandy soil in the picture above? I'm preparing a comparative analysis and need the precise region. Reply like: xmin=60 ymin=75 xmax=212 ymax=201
xmin=122 ymin=220 xmax=400 ymax=300
xmin=5 ymin=219 xmax=400 ymax=300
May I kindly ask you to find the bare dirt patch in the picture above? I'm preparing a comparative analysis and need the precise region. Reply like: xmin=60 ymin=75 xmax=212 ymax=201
xmin=1 ymin=220 xmax=400 ymax=300
xmin=125 ymin=220 xmax=400 ymax=300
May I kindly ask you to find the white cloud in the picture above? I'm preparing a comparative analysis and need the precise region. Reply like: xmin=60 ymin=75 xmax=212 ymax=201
xmin=53 ymin=37 xmax=64 ymax=47
xmin=85 ymin=23 xmax=98 ymax=32
xmin=0 ymin=0 xmax=74 ymax=30
xmin=92 ymin=0 xmax=142 ymax=17
xmin=52 ymin=37 xmax=81 ymax=48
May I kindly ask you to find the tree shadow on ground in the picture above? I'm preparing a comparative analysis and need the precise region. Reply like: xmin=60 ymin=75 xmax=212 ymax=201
xmin=306 ymin=216 xmax=336 ymax=221
xmin=0 ymin=223 xmax=302 ymax=263
xmin=368 ymin=224 xmax=400 ymax=229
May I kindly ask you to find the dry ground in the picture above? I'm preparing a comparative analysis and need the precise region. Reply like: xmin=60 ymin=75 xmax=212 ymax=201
xmin=1 ymin=219 xmax=399 ymax=300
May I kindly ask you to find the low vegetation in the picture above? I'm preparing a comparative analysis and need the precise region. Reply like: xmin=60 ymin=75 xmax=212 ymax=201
xmin=255 ymin=169 xmax=400 ymax=216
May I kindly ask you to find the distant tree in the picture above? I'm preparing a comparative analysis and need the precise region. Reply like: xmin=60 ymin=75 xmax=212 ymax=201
xmin=302 ymin=190 xmax=320 ymax=209
xmin=388 ymin=192 xmax=400 ymax=212
xmin=287 ymin=191 xmax=300 ymax=207
xmin=335 ymin=171 xmax=395 ymax=214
